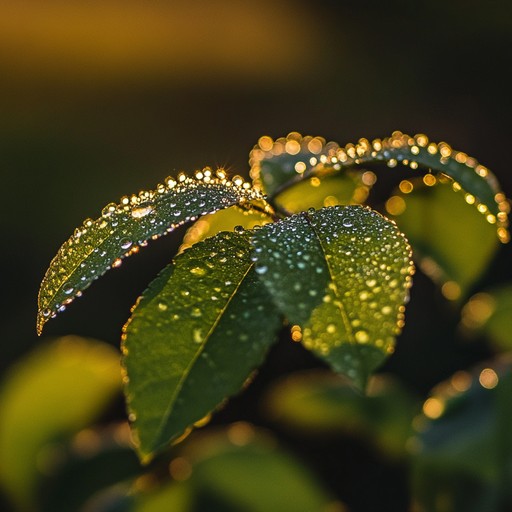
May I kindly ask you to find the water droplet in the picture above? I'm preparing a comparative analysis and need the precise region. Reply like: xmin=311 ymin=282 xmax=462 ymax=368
xmin=120 ymin=238 xmax=133 ymax=250
xmin=190 ymin=267 xmax=206 ymax=276
xmin=193 ymin=328 xmax=203 ymax=343
xmin=131 ymin=205 xmax=154 ymax=219
xmin=63 ymin=284 xmax=74 ymax=295
xmin=158 ymin=302 xmax=168 ymax=311
xmin=355 ymin=330 xmax=369 ymax=343
xmin=255 ymin=265 xmax=268 ymax=275
xmin=191 ymin=308 xmax=202 ymax=318
xmin=342 ymin=218 xmax=353 ymax=228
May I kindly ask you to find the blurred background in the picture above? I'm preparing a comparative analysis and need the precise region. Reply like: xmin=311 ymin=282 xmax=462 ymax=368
xmin=1 ymin=1 xmax=512 ymax=511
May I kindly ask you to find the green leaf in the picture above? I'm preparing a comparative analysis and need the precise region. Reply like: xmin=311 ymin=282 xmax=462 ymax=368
xmin=179 ymin=203 xmax=273 ymax=252
xmin=263 ymin=370 xmax=419 ymax=458
xmin=252 ymin=205 xmax=414 ymax=389
xmin=132 ymin=427 xmax=339 ymax=512
xmin=250 ymin=131 xmax=509 ymax=242
xmin=461 ymin=284 xmax=512 ymax=351
xmin=122 ymin=231 xmax=282 ymax=461
xmin=386 ymin=178 xmax=499 ymax=300
xmin=274 ymin=172 xmax=366 ymax=214
xmin=411 ymin=359 xmax=512 ymax=511
xmin=37 ymin=170 xmax=261 ymax=334
xmin=0 ymin=336 xmax=121 ymax=510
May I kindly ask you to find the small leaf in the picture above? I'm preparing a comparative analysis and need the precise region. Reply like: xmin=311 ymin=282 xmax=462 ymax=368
xmin=386 ymin=177 xmax=499 ymax=300
xmin=274 ymin=172 xmax=366 ymax=214
xmin=0 ymin=336 xmax=121 ymax=510
xmin=179 ymin=203 xmax=273 ymax=252
xmin=37 ymin=170 xmax=261 ymax=334
xmin=252 ymin=205 xmax=414 ymax=389
xmin=250 ymin=131 xmax=509 ymax=242
xmin=122 ymin=231 xmax=281 ymax=460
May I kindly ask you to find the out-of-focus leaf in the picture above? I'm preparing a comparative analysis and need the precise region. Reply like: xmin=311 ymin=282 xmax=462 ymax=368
xmin=460 ymin=284 xmax=512 ymax=351
xmin=37 ymin=170 xmax=261 ymax=334
xmin=179 ymin=203 xmax=272 ymax=252
xmin=250 ymin=131 xmax=509 ymax=242
xmin=122 ymin=231 xmax=281 ymax=461
xmin=252 ymin=205 xmax=414 ymax=389
xmin=263 ymin=370 xmax=419 ymax=458
xmin=0 ymin=336 xmax=121 ymax=510
xmin=387 ymin=178 xmax=499 ymax=300
xmin=411 ymin=357 xmax=512 ymax=511
xmin=274 ymin=173 xmax=365 ymax=214
xmin=40 ymin=423 xmax=140 ymax=512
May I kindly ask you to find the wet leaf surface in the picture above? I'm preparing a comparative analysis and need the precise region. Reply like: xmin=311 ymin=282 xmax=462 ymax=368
xmin=252 ymin=205 xmax=414 ymax=389
xmin=387 ymin=178 xmax=499 ymax=300
xmin=37 ymin=171 xmax=261 ymax=334
xmin=122 ymin=231 xmax=281 ymax=460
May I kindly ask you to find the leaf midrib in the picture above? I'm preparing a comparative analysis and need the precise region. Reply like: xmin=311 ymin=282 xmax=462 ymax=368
xmin=303 ymin=212 xmax=355 ymax=344
xmin=150 ymin=258 xmax=255 ymax=449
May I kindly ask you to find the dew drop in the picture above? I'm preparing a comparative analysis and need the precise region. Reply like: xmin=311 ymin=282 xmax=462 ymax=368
xmin=158 ymin=302 xmax=168 ymax=311
xmin=342 ymin=218 xmax=353 ymax=228
xmin=255 ymin=265 xmax=268 ymax=275
xmin=355 ymin=330 xmax=369 ymax=343
xmin=193 ymin=329 xmax=203 ymax=343
xmin=120 ymin=238 xmax=133 ymax=250
xmin=190 ymin=267 xmax=206 ymax=276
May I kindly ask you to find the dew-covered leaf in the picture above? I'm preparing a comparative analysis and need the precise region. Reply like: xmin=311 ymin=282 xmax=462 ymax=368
xmin=249 ymin=132 xmax=373 ymax=202
xmin=252 ymin=205 xmax=414 ymax=389
xmin=179 ymin=202 xmax=273 ymax=253
xmin=386 ymin=177 xmax=499 ymax=300
xmin=37 ymin=170 xmax=261 ymax=334
xmin=250 ymin=131 xmax=509 ymax=243
xmin=0 ymin=336 xmax=121 ymax=510
xmin=122 ymin=231 xmax=282 ymax=461
xmin=263 ymin=370 xmax=419 ymax=458
xmin=411 ymin=358 xmax=512 ymax=511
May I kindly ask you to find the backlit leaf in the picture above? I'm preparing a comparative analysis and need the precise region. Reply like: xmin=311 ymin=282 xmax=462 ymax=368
xmin=250 ymin=132 xmax=509 ymax=242
xmin=0 ymin=336 xmax=121 ymax=510
xmin=252 ymin=205 xmax=414 ymax=389
xmin=37 ymin=170 xmax=261 ymax=334
xmin=387 ymin=178 xmax=499 ymax=300
xmin=274 ymin=172 xmax=366 ymax=214
xmin=179 ymin=202 xmax=273 ymax=253
xmin=122 ymin=231 xmax=281 ymax=461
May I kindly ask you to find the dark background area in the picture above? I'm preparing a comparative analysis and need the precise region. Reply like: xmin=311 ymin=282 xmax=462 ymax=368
xmin=1 ymin=1 xmax=511 ymax=510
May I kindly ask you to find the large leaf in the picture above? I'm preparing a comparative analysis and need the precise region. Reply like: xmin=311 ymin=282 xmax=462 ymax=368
xmin=37 ymin=170 xmax=261 ymax=334
xmin=252 ymin=205 xmax=414 ymax=389
xmin=122 ymin=231 xmax=282 ymax=461
xmin=386 ymin=178 xmax=499 ymax=300
xmin=0 ymin=336 xmax=121 ymax=510
xmin=250 ymin=131 xmax=509 ymax=242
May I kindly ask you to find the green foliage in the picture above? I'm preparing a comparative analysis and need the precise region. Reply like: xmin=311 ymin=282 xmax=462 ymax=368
xmin=122 ymin=231 xmax=281 ymax=460
xmin=252 ymin=206 xmax=413 ymax=389
xmin=36 ymin=131 xmax=509 ymax=469
xmin=0 ymin=337 xmax=121 ymax=510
